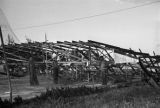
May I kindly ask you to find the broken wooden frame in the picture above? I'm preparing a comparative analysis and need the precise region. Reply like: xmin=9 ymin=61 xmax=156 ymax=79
xmin=0 ymin=40 xmax=160 ymax=87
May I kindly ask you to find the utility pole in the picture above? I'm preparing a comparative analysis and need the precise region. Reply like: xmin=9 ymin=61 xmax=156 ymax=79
xmin=0 ymin=27 xmax=12 ymax=102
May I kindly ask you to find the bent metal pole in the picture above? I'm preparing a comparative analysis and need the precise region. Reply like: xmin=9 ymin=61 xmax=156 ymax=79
xmin=0 ymin=27 xmax=12 ymax=102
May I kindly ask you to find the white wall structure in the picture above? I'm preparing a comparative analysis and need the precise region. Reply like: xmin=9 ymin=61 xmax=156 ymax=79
xmin=114 ymin=53 xmax=138 ymax=64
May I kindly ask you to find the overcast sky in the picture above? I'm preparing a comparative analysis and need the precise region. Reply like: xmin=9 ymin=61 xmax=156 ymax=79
xmin=0 ymin=0 xmax=160 ymax=54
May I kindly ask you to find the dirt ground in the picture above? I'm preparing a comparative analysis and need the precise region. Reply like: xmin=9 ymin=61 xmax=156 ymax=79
xmin=0 ymin=75 xmax=99 ymax=100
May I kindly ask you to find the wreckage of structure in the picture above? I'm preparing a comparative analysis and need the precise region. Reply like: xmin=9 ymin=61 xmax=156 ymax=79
xmin=0 ymin=40 xmax=160 ymax=87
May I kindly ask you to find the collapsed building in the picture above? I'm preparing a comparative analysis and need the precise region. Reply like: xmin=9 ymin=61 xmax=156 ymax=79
xmin=0 ymin=34 xmax=160 ymax=87
xmin=0 ymin=8 xmax=160 ymax=87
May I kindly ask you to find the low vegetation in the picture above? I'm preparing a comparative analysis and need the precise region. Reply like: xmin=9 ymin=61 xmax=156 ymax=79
xmin=1 ymin=85 xmax=160 ymax=108
xmin=0 ymin=86 xmax=107 ymax=108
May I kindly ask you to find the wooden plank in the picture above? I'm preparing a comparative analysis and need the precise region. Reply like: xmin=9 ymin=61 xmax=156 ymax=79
xmin=0 ymin=27 xmax=12 ymax=102
xmin=88 ymin=40 xmax=149 ymax=56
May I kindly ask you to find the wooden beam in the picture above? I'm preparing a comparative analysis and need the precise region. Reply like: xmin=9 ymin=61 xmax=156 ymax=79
xmin=0 ymin=27 xmax=12 ymax=102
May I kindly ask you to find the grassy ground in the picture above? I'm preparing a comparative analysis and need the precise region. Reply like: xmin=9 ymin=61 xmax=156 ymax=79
xmin=1 ymin=74 xmax=160 ymax=108
xmin=0 ymin=74 xmax=95 ymax=100
xmin=14 ymin=85 xmax=160 ymax=108
xmin=0 ymin=75 xmax=57 ymax=100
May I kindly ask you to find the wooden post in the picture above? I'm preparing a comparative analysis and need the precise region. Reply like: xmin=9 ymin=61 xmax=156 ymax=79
xmin=88 ymin=44 xmax=91 ymax=82
xmin=92 ymin=71 xmax=95 ymax=87
xmin=76 ymin=66 xmax=78 ymax=80
xmin=0 ymin=27 xmax=12 ymax=102
xmin=139 ymin=57 xmax=160 ymax=88
xmin=45 ymin=34 xmax=48 ymax=77
xmin=52 ymin=60 xmax=59 ymax=84
xmin=29 ymin=56 xmax=39 ymax=86
xmin=45 ymin=51 xmax=48 ymax=77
